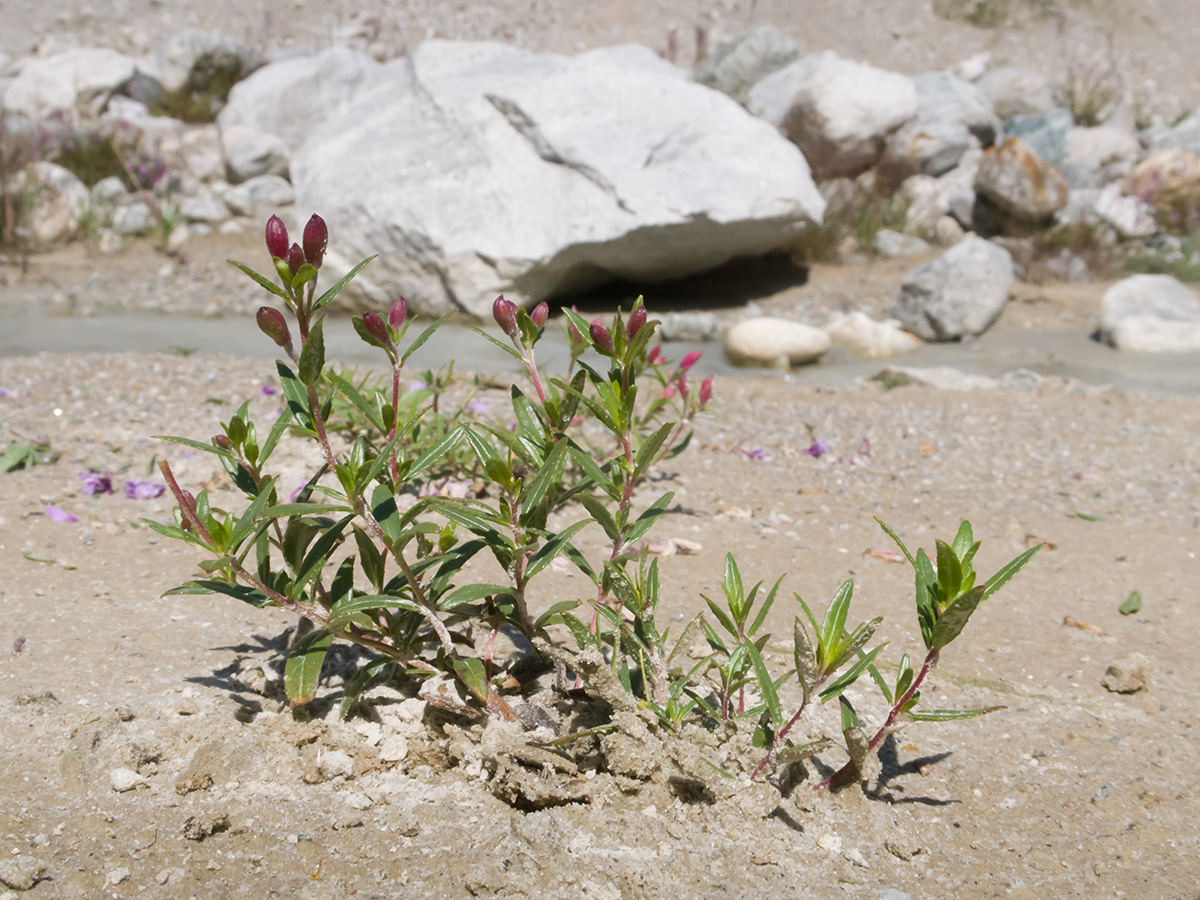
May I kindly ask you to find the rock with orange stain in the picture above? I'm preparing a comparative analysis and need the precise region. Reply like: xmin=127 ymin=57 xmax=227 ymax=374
xmin=974 ymin=136 xmax=1069 ymax=223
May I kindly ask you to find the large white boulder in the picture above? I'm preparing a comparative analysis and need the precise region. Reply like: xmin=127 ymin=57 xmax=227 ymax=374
xmin=725 ymin=317 xmax=831 ymax=367
xmin=1100 ymin=274 xmax=1200 ymax=352
xmin=294 ymin=41 xmax=825 ymax=317
xmin=3 ymin=48 xmax=137 ymax=119
xmin=746 ymin=50 xmax=917 ymax=180
xmin=5 ymin=161 xmax=89 ymax=245
xmin=218 ymin=46 xmax=382 ymax=153
xmin=891 ymin=236 xmax=1014 ymax=341
xmin=221 ymin=124 xmax=290 ymax=183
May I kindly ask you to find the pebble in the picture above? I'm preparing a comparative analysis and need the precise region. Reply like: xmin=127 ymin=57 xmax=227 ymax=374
xmin=106 ymin=867 xmax=131 ymax=885
xmin=379 ymin=734 xmax=409 ymax=762
xmin=109 ymin=767 xmax=144 ymax=792
xmin=1101 ymin=653 xmax=1152 ymax=693
xmin=0 ymin=856 xmax=48 ymax=891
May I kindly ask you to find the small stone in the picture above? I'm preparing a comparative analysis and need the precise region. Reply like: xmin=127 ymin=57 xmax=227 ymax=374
xmin=110 ymin=767 xmax=144 ymax=792
xmin=817 ymin=832 xmax=842 ymax=852
xmin=885 ymin=834 xmax=921 ymax=861
xmin=319 ymin=749 xmax=355 ymax=779
xmin=379 ymin=734 xmax=408 ymax=763
xmin=1101 ymin=654 xmax=1152 ymax=694
xmin=181 ymin=813 xmax=230 ymax=842
xmin=0 ymin=856 xmax=48 ymax=891
xmin=106 ymin=867 xmax=131 ymax=885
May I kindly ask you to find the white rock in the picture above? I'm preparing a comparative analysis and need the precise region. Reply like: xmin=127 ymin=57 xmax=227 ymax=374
xmin=294 ymin=40 xmax=825 ymax=316
xmin=875 ymin=365 xmax=1001 ymax=390
xmin=6 ymin=161 xmax=89 ymax=245
xmin=3 ymin=48 xmax=136 ymax=118
xmin=1100 ymin=274 xmax=1200 ymax=352
xmin=181 ymin=125 xmax=224 ymax=182
xmin=747 ymin=50 xmax=917 ymax=179
xmin=951 ymin=51 xmax=990 ymax=83
xmin=221 ymin=124 xmax=290 ymax=183
xmin=1147 ymin=106 xmax=1200 ymax=157
xmin=379 ymin=734 xmax=409 ymax=762
xmin=110 ymin=767 xmax=144 ymax=792
xmin=111 ymin=201 xmax=153 ymax=235
xmin=691 ymin=26 xmax=798 ymax=104
xmin=1066 ymin=125 xmax=1141 ymax=168
xmin=976 ymin=67 xmax=1057 ymax=120
xmin=900 ymin=145 xmax=982 ymax=235
xmin=90 ymin=176 xmax=129 ymax=206
xmin=179 ymin=188 xmax=228 ymax=222
xmin=318 ymin=749 xmax=355 ymax=779
xmin=892 ymin=236 xmax=1014 ymax=341
xmin=914 ymin=70 xmax=1000 ymax=145
xmin=106 ymin=868 xmax=131 ymax=886
xmin=873 ymin=230 xmax=931 ymax=258
xmin=724 ymin=317 xmax=831 ymax=367
xmin=879 ymin=119 xmax=977 ymax=188
xmin=223 ymin=175 xmax=295 ymax=215
xmin=101 ymin=96 xmax=185 ymax=162
xmin=824 ymin=311 xmax=921 ymax=358
xmin=1092 ymin=183 xmax=1156 ymax=238
xmin=218 ymin=46 xmax=382 ymax=153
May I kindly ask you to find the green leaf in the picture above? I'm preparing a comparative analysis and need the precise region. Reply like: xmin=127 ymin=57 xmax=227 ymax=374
xmin=623 ymin=491 xmax=675 ymax=544
xmin=291 ymin=262 xmax=318 ymax=291
xmin=703 ymin=596 xmax=738 ymax=638
xmin=818 ymin=579 xmax=854 ymax=670
xmin=294 ymin=514 xmax=354 ymax=595
xmin=261 ymin=502 xmax=354 ymax=518
xmin=327 ymin=372 xmax=386 ymax=433
xmin=276 ymin=362 xmax=312 ymax=427
xmin=298 ymin=320 xmax=326 ymax=387
xmin=929 ymin=585 xmax=987 ymax=650
xmin=935 ymin=539 xmax=962 ymax=602
xmin=631 ymin=420 xmax=676 ymax=482
xmin=793 ymin=617 xmax=817 ymax=700
xmin=339 ymin=657 xmax=394 ymax=719
xmin=284 ymin=629 xmax=332 ymax=706
xmin=153 ymin=435 xmax=233 ymax=458
xmin=451 ymin=657 xmax=489 ymax=702
xmin=914 ymin=548 xmax=938 ymax=591
xmin=187 ymin=579 xmax=272 ymax=607
xmin=744 ymin=640 xmax=781 ymax=730
xmin=747 ymin=574 xmax=784 ymax=638
xmin=907 ymin=706 xmax=1004 ymax=722
xmin=407 ymin=427 xmax=465 ymax=481
xmin=354 ymin=528 xmax=386 ymax=592
xmin=329 ymin=593 xmax=422 ymax=629
xmin=568 ymin=442 xmax=619 ymax=500
xmin=818 ymin=643 xmax=887 ymax=702
xmin=521 ymin=438 xmax=567 ymax=514
xmin=1074 ymin=511 xmax=1101 ymax=522
xmin=980 ymin=544 xmax=1041 ymax=602
xmin=876 ymin=518 xmax=917 ymax=568
xmin=227 ymin=260 xmax=290 ymax=300
xmin=578 ymin=494 xmax=620 ymax=543
xmin=313 ymin=255 xmax=377 ymax=311
xmin=828 ymin=615 xmax=883 ymax=674
xmin=839 ymin=695 xmax=861 ymax=731
xmin=438 ymin=582 xmax=511 ymax=611
xmin=525 ymin=519 xmax=591 ymax=580
xmin=1119 ymin=590 xmax=1142 ymax=615
xmin=534 ymin=599 xmax=581 ymax=630
xmin=465 ymin=325 xmax=523 ymax=362
xmin=951 ymin=521 xmax=975 ymax=559
xmin=258 ymin=404 xmax=294 ymax=463
xmin=402 ymin=312 xmax=454 ymax=364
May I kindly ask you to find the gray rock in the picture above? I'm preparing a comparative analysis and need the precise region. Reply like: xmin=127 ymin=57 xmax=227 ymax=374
xmin=179 ymin=188 xmax=228 ymax=223
xmin=1003 ymin=108 xmax=1073 ymax=168
xmin=90 ymin=176 xmax=129 ymax=206
xmin=5 ymin=161 xmax=89 ymax=245
xmin=3 ymin=48 xmax=137 ymax=118
xmin=747 ymin=50 xmax=917 ymax=180
xmin=874 ymin=365 xmax=1000 ymax=390
xmin=1092 ymin=184 xmax=1156 ymax=238
xmin=892 ymin=236 xmax=1014 ymax=341
xmin=874 ymin=229 xmax=932 ymax=258
xmin=914 ymin=70 xmax=1001 ymax=145
xmin=691 ymin=26 xmax=798 ymax=104
xmin=1066 ymin=125 xmax=1141 ymax=169
xmin=656 ymin=311 xmax=721 ymax=343
xmin=100 ymin=96 xmax=185 ymax=165
xmin=218 ymin=46 xmax=382 ymax=153
xmin=221 ymin=124 xmax=290 ymax=183
xmin=180 ymin=125 xmax=224 ymax=182
xmin=932 ymin=0 xmax=1012 ymax=28
xmin=223 ymin=174 xmax=295 ymax=215
xmin=1147 ymin=106 xmax=1200 ymax=157
xmin=976 ymin=67 xmax=1057 ymax=120
xmin=1101 ymin=653 xmax=1152 ymax=694
xmin=153 ymin=29 xmax=264 ymax=96
xmin=0 ymin=856 xmax=48 ymax=891
xmin=1099 ymin=274 xmax=1200 ymax=352
xmin=975 ymin=137 xmax=1069 ymax=224
xmin=879 ymin=119 xmax=977 ymax=188
xmin=900 ymin=145 xmax=982 ymax=236
xmin=294 ymin=40 xmax=825 ymax=316
xmin=111 ymin=201 xmax=153 ymax=235
xmin=725 ymin=317 xmax=830 ymax=367
xmin=824 ymin=311 xmax=921 ymax=358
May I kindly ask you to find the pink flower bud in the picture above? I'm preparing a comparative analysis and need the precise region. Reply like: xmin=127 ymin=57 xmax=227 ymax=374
xmin=589 ymin=322 xmax=614 ymax=355
xmin=493 ymin=296 xmax=519 ymax=338
xmin=212 ymin=434 xmax=233 ymax=451
xmin=265 ymin=215 xmax=288 ymax=260
xmin=256 ymin=306 xmax=292 ymax=349
xmin=287 ymin=242 xmax=305 ymax=276
xmin=302 ymin=214 xmax=328 ymax=269
xmin=678 ymin=371 xmax=690 ymax=400
xmin=388 ymin=297 xmax=407 ymax=330
xmin=530 ymin=301 xmax=549 ymax=329
xmin=662 ymin=384 xmax=676 ymax=400
xmin=361 ymin=311 xmax=391 ymax=348
xmin=699 ymin=375 xmax=714 ymax=406
xmin=647 ymin=345 xmax=665 ymax=365
xmin=627 ymin=306 xmax=647 ymax=338
xmin=679 ymin=350 xmax=701 ymax=370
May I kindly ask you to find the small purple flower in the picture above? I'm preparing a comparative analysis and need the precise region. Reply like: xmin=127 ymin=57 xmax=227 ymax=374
xmin=744 ymin=446 xmax=772 ymax=461
xmin=804 ymin=440 xmax=831 ymax=458
xmin=180 ymin=451 xmax=196 ymax=460
xmin=124 ymin=481 xmax=166 ymax=500
xmin=258 ymin=384 xmax=278 ymax=397
xmin=408 ymin=380 xmax=429 ymax=393
xmin=0 ymin=388 xmax=14 ymax=399
xmin=45 ymin=506 xmax=79 ymax=523
xmin=289 ymin=484 xmax=305 ymax=504
xmin=466 ymin=399 xmax=489 ymax=415
xmin=78 ymin=469 xmax=114 ymax=495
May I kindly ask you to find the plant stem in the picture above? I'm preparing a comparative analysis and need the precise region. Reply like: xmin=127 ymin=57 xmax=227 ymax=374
xmin=814 ymin=648 xmax=940 ymax=791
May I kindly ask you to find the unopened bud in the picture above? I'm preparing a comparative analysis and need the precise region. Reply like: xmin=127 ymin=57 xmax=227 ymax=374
xmin=256 ymin=306 xmax=292 ymax=349
xmin=302 ymin=214 xmax=328 ymax=269
xmin=530 ymin=301 xmax=549 ymax=329
xmin=589 ymin=322 xmax=614 ymax=355
xmin=627 ymin=306 xmax=647 ymax=338
xmin=679 ymin=350 xmax=701 ymax=371
xmin=360 ymin=311 xmax=391 ymax=348
xmin=647 ymin=345 xmax=665 ymax=365
xmin=212 ymin=434 xmax=233 ymax=451
xmin=388 ymin=297 xmax=407 ymax=330
xmin=678 ymin=371 xmax=690 ymax=400
xmin=493 ymin=296 xmax=519 ymax=338
xmin=699 ymin=375 xmax=714 ymax=406
xmin=265 ymin=214 xmax=288 ymax=260
xmin=287 ymin=243 xmax=305 ymax=276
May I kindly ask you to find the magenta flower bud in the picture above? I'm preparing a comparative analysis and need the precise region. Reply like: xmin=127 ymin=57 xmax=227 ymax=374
xmin=388 ymin=297 xmax=408 ymax=330
xmin=699 ymin=375 xmax=714 ymax=406
xmin=493 ymin=296 xmax=519 ymax=338
xmin=530 ymin=301 xmax=549 ymax=329
xmin=647 ymin=345 xmax=665 ymax=365
xmin=679 ymin=350 xmax=702 ymax=371
xmin=265 ymin=214 xmax=288 ymax=260
xmin=678 ymin=371 xmax=690 ymax=400
xmin=361 ymin=311 xmax=391 ymax=348
xmin=256 ymin=306 xmax=292 ymax=349
xmin=212 ymin=434 xmax=233 ymax=451
xmin=627 ymin=306 xmax=647 ymax=338
xmin=302 ymin=214 xmax=328 ymax=269
xmin=287 ymin=242 xmax=305 ymax=276
xmin=589 ymin=322 xmax=614 ymax=355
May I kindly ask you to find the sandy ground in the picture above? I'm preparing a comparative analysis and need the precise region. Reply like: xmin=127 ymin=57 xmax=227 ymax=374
xmin=1 ymin=340 xmax=1199 ymax=898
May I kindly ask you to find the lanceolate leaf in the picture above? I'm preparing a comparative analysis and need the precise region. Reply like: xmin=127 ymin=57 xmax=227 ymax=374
xmin=793 ymin=617 xmax=818 ymax=700
xmin=907 ymin=705 xmax=1004 ymax=722
xmin=744 ymin=640 xmax=782 ymax=730
xmin=284 ymin=628 xmax=333 ymax=706
xmin=298 ymin=319 xmax=325 ymax=387
xmin=818 ymin=643 xmax=887 ymax=702
xmin=929 ymin=585 xmax=987 ymax=650
xmin=981 ymin=544 xmax=1042 ymax=602
xmin=227 ymin=260 xmax=289 ymax=300
xmin=624 ymin=491 xmax=675 ymax=544
xmin=313 ymin=255 xmax=377 ymax=311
